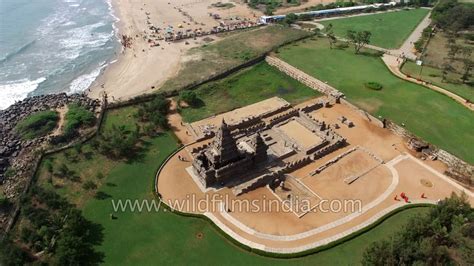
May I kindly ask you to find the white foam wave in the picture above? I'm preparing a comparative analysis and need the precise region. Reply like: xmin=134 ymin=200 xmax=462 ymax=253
xmin=58 ymin=22 xmax=113 ymax=60
xmin=0 ymin=77 xmax=46 ymax=110
xmin=69 ymin=63 xmax=107 ymax=94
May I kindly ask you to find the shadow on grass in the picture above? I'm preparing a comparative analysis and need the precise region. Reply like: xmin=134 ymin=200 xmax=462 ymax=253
xmin=357 ymin=50 xmax=384 ymax=58
xmin=94 ymin=191 xmax=112 ymax=200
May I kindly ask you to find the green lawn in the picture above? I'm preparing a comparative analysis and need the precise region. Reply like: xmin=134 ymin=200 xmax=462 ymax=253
xmin=401 ymin=61 xmax=474 ymax=102
xmin=34 ymin=106 xmax=430 ymax=265
xmin=277 ymin=39 xmax=474 ymax=164
xmin=320 ymin=8 xmax=429 ymax=49
xmin=179 ymin=62 xmax=320 ymax=122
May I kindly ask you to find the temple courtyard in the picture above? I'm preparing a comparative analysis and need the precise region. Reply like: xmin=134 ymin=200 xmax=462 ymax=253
xmin=157 ymin=96 xmax=473 ymax=253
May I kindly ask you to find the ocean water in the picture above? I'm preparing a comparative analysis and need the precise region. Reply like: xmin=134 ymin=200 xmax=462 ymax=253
xmin=0 ymin=0 xmax=120 ymax=110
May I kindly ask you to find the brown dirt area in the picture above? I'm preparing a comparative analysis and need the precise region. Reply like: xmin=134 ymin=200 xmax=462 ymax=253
xmin=157 ymin=96 xmax=473 ymax=250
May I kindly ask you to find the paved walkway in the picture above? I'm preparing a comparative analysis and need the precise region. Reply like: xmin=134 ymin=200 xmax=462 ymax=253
xmin=314 ymin=8 xmax=432 ymax=60
xmin=314 ymin=9 xmax=473 ymax=111
xmin=397 ymin=10 xmax=432 ymax=60
xmin=205 ymin=199 xmax=435 ymax=254
xmin=217 ymin=154 xmax=404 ymax=242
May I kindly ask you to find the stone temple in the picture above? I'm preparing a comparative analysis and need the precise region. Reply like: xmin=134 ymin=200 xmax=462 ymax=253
xmin=189 ymin=97 xmax=347 ymax=194
xmin=192 ymin=119 xmax=269 ymax=187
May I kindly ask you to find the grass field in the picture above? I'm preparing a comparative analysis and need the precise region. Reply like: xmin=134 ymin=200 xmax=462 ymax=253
xmin=162 ymin=25 xmax=310 ymax=92
xmin=32 ymin=107 xmax=434 ymax=265
xmin=401 ymin=61 xmax=474 ymax=102
xmin=277 ymin=38 xmax=474 ymax=164
xmin=320 ymin=8 xmax=429 ymax=49
xmin=33 ymin=106 xmax=430 ymax=265
xmin=178 ymin=62 xmax=319 ymax=122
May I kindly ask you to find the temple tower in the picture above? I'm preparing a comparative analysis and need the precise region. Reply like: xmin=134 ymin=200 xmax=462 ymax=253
xmin=211 ymin=119 xmax=240 ymax=166
xmin=252 ymin=133 xmax=268 ymax=163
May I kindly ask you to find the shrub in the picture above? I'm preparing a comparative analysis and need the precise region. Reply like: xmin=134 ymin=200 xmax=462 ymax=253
xmin=4 ymin=167 xmax=15 ymax=178
xmin=96 ymin=172 xmax=105 ymax=179
xmin=136 ymin=94 xmax=170 ymax=130
xmin=97 ymin=124 xmax=140 ymax=159
xmin=364 ymin=82 xmax=383 ymax=90
xmin=179 ymin=90 xmax=201 ymax=107
xmin=63 ymin=104 xmax=95 ymax=137
xmin=15 ymin=110 xmax=59 ymax=139
xmin=82 ymin=181 xmax=97 ymax=190
xmin=50 ymin=104 xmax=95 ymax=145
xmin=283 ymin=13 xmax=298 ymax=25
xmin=0 ymin=193 xmax=9 ymax=208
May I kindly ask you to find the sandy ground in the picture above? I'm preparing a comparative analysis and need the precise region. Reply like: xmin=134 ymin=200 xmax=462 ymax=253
xmin=278 ymin=120 xmax=323 ymax=149
xmin=157 ymin=97 xmax=473 ymax=250
xmin=168 ymin=99 xmax=195 ymax=144
xmin=188 ymin=97 xmax=290 ymax=139
xmin=88 ymin=0 xmax=260 ymax=101
xmin=274 ymin=0 xmax=339 ymax=15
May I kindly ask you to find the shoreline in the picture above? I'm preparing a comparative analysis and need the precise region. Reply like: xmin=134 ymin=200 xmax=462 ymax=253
xmin=87 ymin=0 xmax=262 ymax=102
xmin=87 ymin=0 xmax=186 ymax=102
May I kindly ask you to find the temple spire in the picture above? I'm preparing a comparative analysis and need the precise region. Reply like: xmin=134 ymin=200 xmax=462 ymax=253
xmin=212 ymin=119 xmax=239 ymax=165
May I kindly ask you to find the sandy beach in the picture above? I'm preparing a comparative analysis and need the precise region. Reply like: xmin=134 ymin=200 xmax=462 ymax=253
xmin=88 ymin=0 xmax=261 ymax=101
xmin=275 ymin=0 xmax=340 ymax=14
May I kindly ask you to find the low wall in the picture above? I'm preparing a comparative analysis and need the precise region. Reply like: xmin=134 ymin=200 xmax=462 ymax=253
xmin=436 ymin=150 xmax=474 ymax=186
xmin=385 ymin=120 xmax=473 ymax=185
xmin=1 ymin=96 xmax=108 ymax=240
xmin=265 ymin=56 xmax=343 ymax=98
xmin=340 ymin=99 xmax=385 ymax=128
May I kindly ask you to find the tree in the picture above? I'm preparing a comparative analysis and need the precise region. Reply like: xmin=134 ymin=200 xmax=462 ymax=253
xmin=0 ymin=237 xmax=29 ymax=265
xmin=55 ymin=210 xmax=104 ymax=265
xmin=361 ymin=193 xmax=473 ymax=265
xmin=98 ymin=124 xmax=139 ymax=159
xmin=136 ymin=94 xmax=170 ymax=126
xmin=362 ymin=240 xmax=394 ymax=266
xmin=441 ymin=61 xmax=454 ymax=81
xmin=56 ymin=163 xmax=71 ymax=178
xmin=325 ymin=23 xmax=337 ymax=49
xmin=460 ymin=47 xmax=473 ymax=83
xmin=461 ymin=59 xmax=473 ymax=84
xmin=179 ymin=90 xmax=201 ymax=107
xmin=346 ymin=30 xmax=372 ymax=54
xmin=447 ymin=43 xmax=461 ymax=60
xmin=82 ymin=180 xmax=97 ymax=190
xmin=0 ymin=194 xmax=9 ymax=209
xmin=283 ymin=13 xmax=298 ymax=25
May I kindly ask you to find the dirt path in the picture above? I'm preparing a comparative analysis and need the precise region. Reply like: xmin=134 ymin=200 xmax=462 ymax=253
xmin=167 ymin=99 xmax=195 ymax=144
xmin=51 ymin=106 xmax=68 ymax=137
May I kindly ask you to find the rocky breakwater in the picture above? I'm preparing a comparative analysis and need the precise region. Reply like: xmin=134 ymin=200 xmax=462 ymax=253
xmin=0 ymin=93 xmax=100 ymax=228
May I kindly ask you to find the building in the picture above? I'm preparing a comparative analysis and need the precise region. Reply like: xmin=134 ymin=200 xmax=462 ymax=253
xmin=192 ymin=119 xmax=268 ymax=188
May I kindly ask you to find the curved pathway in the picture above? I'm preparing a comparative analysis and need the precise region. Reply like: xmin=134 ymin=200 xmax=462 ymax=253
xmin=317 ymin=8 xmax=473 ymax=111
xmin=205 ymin=199 xmax=435 ymax=254
xmin=218 ymin=155 xmax=404 ymax=242
xmin=382 ymin=54 xmax=474 ymax=111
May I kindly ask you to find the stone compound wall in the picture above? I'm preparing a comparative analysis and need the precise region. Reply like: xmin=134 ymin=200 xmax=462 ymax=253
xmin=265 ymin=56 xmax=344 ymax=98
xmin=385 ymin=120 xmax=473 ymax=186
xmin=0 ymin=94 xmax=105 ymax=239
xmin=340 ymin=99 xmax=385 ymax=128
xmin=436 ymin=150 xmax=474 ymax=186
